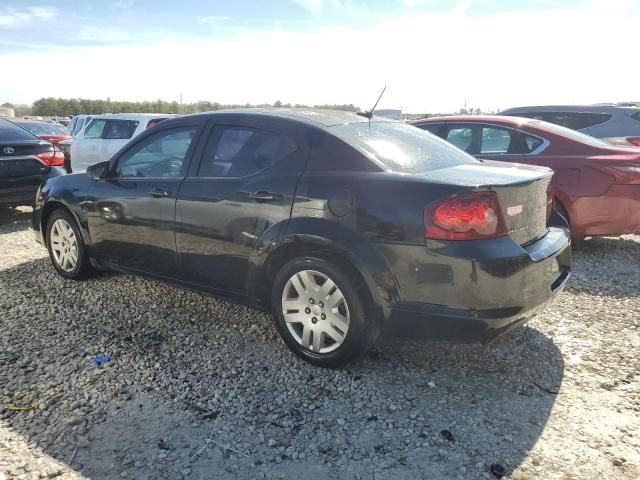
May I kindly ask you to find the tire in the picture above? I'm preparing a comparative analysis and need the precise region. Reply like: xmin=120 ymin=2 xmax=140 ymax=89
xmin=46 ymin=209 xmax=91 ymax=279
xmin=271 ymin=255 xmax=377 ymax=368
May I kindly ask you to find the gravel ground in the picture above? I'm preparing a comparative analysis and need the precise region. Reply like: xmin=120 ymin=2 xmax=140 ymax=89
xmin=0 ymin=206 xmax=638 ymax=480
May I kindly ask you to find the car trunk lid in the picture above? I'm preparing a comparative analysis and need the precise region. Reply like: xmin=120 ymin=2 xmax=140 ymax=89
xmin=0 ymin=140 xmax=51 ymax=179
xmin=423 ymin=160 xmax=553 ymax=245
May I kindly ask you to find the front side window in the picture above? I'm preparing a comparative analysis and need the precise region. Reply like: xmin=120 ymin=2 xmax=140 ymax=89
xmin=83 ymin=120 xmax=106 ymax=139
xmin=104 ymin=120 xmax=139 ymax=139
xmin=198 ymin=126 xmax=298 ymax=177
xmin=331 ymin=122 xmax=478 ymax=174
xmin=114 ymin=127 xmax=196 ymax=178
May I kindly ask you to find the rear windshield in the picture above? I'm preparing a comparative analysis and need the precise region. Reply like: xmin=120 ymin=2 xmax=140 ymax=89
xmin=330 ymin=122 xmax=478 ymax=173
xmin=17 ymin=122 xmax=68 ymax=136
xmin=529 ymin=120 xmax=610 ymax=147
xmin=0 ymin=119 xmax=38 ymax=141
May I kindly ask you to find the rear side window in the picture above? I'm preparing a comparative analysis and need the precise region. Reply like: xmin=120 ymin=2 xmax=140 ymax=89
xmin=632 ymin=111 xmax=640 ymax=122
xmin=480 ymin=127 xmax=515 ymax=154
xmin=197 ymin=126 xmax=298 ymax=178
xmin=0 ymin=119 xmax=38 ymax=141
xmin=84 ymin=120 xmax=107 ymax=139
xmin=331 ymin=122 xmax=477 ymax=173
xmin=104 ymin=120 xmax=139 ymax=139
xmin=519 ymin=112 xmax=612 ymax=130
xmin=524 ymin=135 xmax=544 ymax=153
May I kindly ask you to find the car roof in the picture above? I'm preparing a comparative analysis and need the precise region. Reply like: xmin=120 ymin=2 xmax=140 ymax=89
xmin=88 ymin=113 xmax=176 ymax=121
xmin=412 ymin=115 xmax=533 ymax=127
xmin=499 ymin=105 xmax=639 ymax=114
xmin=12 ymin=119 xmax=59 ymax=124
xmin=175 ymin=108 xmax=392 ymax=128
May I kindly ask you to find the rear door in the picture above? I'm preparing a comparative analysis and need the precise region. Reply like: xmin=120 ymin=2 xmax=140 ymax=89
xmin=86 ymin=124 xmax=202 ymax=277
xmin=175 ymin=117 xmax=309 ymax=295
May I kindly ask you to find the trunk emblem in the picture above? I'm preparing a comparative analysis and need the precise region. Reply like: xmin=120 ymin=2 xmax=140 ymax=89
xmin=2 ymin=147 xmax=15 ymax=154
xmin=507 ymin=204 xmax=523 ymax=216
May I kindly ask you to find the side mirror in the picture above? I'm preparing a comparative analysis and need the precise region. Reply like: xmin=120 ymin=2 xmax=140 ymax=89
xmin=86 ymin=161 xmax=109 ymax=179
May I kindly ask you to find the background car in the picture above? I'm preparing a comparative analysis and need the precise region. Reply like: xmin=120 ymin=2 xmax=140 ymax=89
xmin=69 ymin=113 xmax=174 ymax=172
xmin=413 ymin=115 xmax=640 ymax=238
xmin=0 ymin=119 xmax=65 ymax=207
xmin=34 ymin=110 xmax=570 ymax=367
xmin=10 ymin=119 xmax=72 ymax=146
xmin=498 ymin=105 xmax=640 ymax=146
xmin=67 ymin=114 xmax=94 ymax=137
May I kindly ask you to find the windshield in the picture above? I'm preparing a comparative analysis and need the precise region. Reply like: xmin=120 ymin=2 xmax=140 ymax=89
xmin=529 ymin=120 xmax=610 ymax=147
xmin=18 ymin=122 xmax=68 ymax=136
xmin=331 ymin=121 xmax=478 ymax=173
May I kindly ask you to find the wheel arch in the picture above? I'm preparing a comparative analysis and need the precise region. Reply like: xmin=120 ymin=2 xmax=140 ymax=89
xmin=40 ymin=200 xmax=88 ymax=246
xmin=251 ymin=218 xmax=401 ymax=321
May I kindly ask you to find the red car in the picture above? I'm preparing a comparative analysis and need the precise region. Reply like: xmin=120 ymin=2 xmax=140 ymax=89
xmin=11 ymin=119 xmax=72 ymax=146
xmin=412 ymin=116 xmax=640 ymax=238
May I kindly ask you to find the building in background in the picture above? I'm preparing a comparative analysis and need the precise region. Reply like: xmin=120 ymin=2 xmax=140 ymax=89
xmin=373 ymin=109 xmax=402 ymax=120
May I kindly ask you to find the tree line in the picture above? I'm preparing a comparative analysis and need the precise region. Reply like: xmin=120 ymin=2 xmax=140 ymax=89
xmin=21 ymin=98 xmax=360 ymax=117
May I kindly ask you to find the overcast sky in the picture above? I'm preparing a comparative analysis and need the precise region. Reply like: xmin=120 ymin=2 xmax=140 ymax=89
xmin=1 ymin=0 xmax=638 ymax=112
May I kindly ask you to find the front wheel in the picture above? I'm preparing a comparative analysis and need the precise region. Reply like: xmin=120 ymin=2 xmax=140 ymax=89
xmin=271 ymin=255 xmax=377 ymax=368
xmin=46 ymin=209 xmax=91 ymax=279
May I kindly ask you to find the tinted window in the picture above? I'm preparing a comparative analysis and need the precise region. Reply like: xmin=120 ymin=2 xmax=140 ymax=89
xmin=632 ymin=111 xmax=640 ymax=123
xmin=480 ymin=127 xmax=514 ymax=154
xmin=115 ymin=127 xmax=196 ymax=178
xmin=446 ymin=127 xmax=473 ymax=152
xmin=104 ymin=120 xmax=139 ymax=139
xmin=17 ymin=122 xmax=68 ymax=136
xmin=520 ymin=112 xmax=612 ymax=130
xmin=84 ymin=120 xmax=107 ymax=139
xmin=0 ymin=119 xmax=38 ymax=141
xmin=331 ymin=122 xmax=477 ymax=173
xmin=417 ymin=124 xmax=443 ymax=135
xmin=146 ymin=118 xmax=168 ymax=129
xmin=198 ymin=126 xmax=298 ymax=178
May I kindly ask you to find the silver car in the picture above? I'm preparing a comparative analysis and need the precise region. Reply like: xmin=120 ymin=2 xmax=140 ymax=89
xmin=499 ymin=105 xmax=640 ymax=146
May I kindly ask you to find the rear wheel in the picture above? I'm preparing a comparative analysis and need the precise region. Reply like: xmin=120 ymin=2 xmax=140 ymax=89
xmin=271 ymin=255 xmax=376 ymax=368
xmin=46 ymin=209 xmax=91 ymax=279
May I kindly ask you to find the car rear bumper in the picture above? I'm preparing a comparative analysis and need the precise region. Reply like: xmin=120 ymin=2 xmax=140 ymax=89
xmin=377 ymin=224 xmax=571 ymax=342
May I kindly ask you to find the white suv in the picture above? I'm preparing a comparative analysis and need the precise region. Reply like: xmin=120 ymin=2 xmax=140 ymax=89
xmin=69 ymin=113 xmax=175 ymax=172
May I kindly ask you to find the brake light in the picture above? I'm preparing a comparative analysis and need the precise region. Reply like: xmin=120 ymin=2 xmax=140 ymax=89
xmin=627 ymin=137 xmax=640 ymax=146
xmin=424 ymin=192 xmax=507 ymax=240
xmin=36 ymin=149 xmax=65 ymax=167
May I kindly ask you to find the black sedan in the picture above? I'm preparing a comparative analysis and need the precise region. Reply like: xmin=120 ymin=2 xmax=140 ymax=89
xmin=33 ymin=109 xmax=571 ymax=367
xmin=1 ymin=119 xmax=66 ymax=207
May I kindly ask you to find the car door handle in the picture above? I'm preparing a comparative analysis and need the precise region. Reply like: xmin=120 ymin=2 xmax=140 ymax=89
xmin=249 ymin=191 xmax=283 ymax=202
xmin=148 ymin=188 xmax=170 ymax=198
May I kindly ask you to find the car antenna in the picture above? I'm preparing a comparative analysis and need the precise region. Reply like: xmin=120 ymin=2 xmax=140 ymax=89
xmin=357 ymin=86 xmax=387 ymax=122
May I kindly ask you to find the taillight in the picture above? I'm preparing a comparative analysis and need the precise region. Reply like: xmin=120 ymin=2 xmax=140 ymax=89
xmin=424 ymin=192 xmax=507 ymax=240
xmin=36 ymin=149 xmax=65 ymax=167
xmin=627 ymin=137 xmax=640 ymax=146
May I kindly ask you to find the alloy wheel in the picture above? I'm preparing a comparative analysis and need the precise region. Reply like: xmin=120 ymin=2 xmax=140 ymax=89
xmin=50 ymin=218 xmax=79 ymax=272
xmin=281 ymin=269 xmax=350 ymax=354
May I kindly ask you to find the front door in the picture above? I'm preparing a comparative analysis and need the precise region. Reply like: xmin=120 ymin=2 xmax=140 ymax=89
xmin=86 ymin=125 xmax=200 ymax=277
xmin=175 ymin=119 xmax=309 ymax=295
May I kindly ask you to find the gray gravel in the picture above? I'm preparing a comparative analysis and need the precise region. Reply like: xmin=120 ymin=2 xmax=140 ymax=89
xmin=1 ymin=206 xmax=638 ymax=480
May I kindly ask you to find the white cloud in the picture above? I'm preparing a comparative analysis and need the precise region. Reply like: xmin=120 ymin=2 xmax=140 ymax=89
xmin=1 ymin=1 xmax=638 ymax=113
xmin=0 ymin=6 xmax=57 ymax=28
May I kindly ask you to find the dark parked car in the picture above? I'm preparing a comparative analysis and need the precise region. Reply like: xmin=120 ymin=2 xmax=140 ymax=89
xmin=33 ymin=110 xmax=571 ymax=367
xmin=499 ymin=105 xmax=640 ymax=147
xmin=1 ymin=119 xmax=65 ymax=207
xmin=412 ymin=115 xmax=640 ymax=238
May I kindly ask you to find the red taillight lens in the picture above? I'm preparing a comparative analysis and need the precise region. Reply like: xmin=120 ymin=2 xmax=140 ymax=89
xmin=425 ymin=192 xmax=507 ymax=240
xmin=36 ymin=149 xmax=65 ymax=167
xmin=627 ymin=137 xmax=640 ymax=146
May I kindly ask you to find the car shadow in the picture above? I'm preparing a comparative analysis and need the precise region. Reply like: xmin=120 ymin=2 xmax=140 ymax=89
xmin=0 ymin=206 xmax=32 ymax=233
xmin=0 ymin=257 xmax=565 ymax=479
